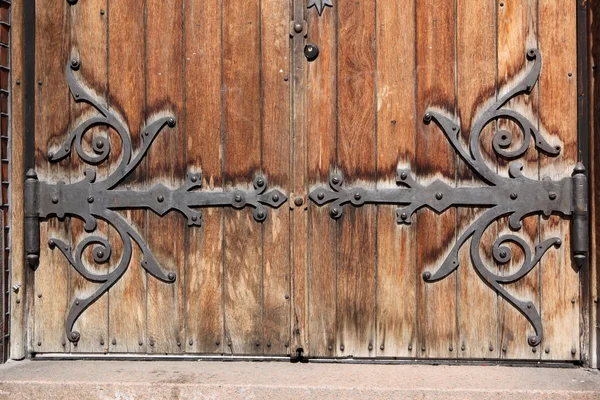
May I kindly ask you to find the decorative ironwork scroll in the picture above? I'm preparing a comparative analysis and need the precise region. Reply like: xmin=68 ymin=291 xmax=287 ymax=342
xmin=309 ymin=49 xmax=588 ymax=347
xmin=308 ymin=0 xmax=333 ymax=16
xmin=26 ymin=60 xmax=287 ymax=343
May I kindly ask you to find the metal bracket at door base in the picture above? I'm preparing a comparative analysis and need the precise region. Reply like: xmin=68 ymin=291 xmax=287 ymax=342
xmin=24 ymin=60 xmax=287 ymax=343
xmin=309 ymin=49 xmax=589 ymax=348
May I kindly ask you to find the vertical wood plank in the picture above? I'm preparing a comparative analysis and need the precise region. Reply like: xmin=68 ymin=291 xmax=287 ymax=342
xmin=107 ymin=0 xmax=148 ymax=353
xmin=183 ymin=0 xmax=224 ymax=355
xmin=146 ymin=1 xmax=185 ymax=354
xmin=415 ymin=0 xmax=457 ymax=359
xmin=68 ymin=0 xmax=108 ymax=354
xmin=497 ymin=0 xmax=540 ymax=360
xmin=375 ymin=0 xmax=417 ymax=357
xmin=33 ymin=0 xmax=71 ymax=354
xmin=456 ymin=0 xmax=497 ymax=358
xmin=307 ymin=5 xmax=337 ymax=357
xmin=222 ymin=0 xmax=263 ymax=355
xmin=336 ymin=0 xmax=376 ymax=358
xmin=10 ymin=0 xmax=26 ymax=360
xmin=539 ymin=0 xmax=579 ymax=361
xmin=261 ymin=0 xmax=291 ymax=355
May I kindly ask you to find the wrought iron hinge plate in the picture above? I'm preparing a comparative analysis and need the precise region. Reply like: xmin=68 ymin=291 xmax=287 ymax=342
xmin=24 ymin=59 xmax=287 ymax=343
xmin=309 ymin=49 xmax=589 ymax=348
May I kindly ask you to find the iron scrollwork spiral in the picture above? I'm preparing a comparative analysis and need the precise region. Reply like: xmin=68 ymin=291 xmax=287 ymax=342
xmin=309 ymin=49 xmax=586 ymax=347
xmin=31 ymin=59 xmax=287 ymax=342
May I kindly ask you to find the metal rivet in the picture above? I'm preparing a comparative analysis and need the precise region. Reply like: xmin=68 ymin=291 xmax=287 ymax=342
xmin=499 ymin=251 xmax=507 ymax=258
xmin=461 ymin=345 xmax=466 ymax=351
xmin=75 ymin=301 xmax=80 ymax=306
xmin=255 ymin=341 xmax=260 ymax=347
xmin=52 ymin=196 xmax=59 ymax=204
xmin=228 ymin=341 xmax=233 ymax=347
xmin=257 ymin=211 xmax=266 ymax=219
xmin=332 ymin=177 xmax=340 ymax=185
xmin=568 ymin=72 xmax=573 ymax=77
xmin=500 ymin=2 xmax=504 ymax=7
xmin=354 ymin=193 xmax=362 ymax=200
xmin=191 ymin=175 xmax=198 ymax=183
xmin=189 ymin=338 xmax=194 ymax=346
xmin=294 ymin=197 xmax=304 ymax=207
xmin=257 ymin=178 xmax=265 ymax=187
xmin=38 ymin=293 xmax=42 ymax=298
xmin=38 ymin=80 xmax=43 ymax=86
xmin=167 ymin=272 xmax=176 ymax=281
xmin=112 ymin=338 xmax=116 ymax=345
xmin=571 ymin=298 xmax=576 ymax=304
xmin=285 ymin=342 xmax=289 ymax=348
xmin=328 ymin=345 xmax=333 ymax=351
xmin=96 ymin=250 xmax=104 ymax=258
xmin=368 ymin=344 xmax=373 ymax=351
xmin=594 ymin=297 xmax=598 ymax=304
xmin=571 ymin=348 xmax=577 ymax=355
xmin=284 ymin=76 xmax=289 ymax=82
xmin=266 ymin=341 xmax=271 ymax=348
xmin=157 ymin=195 xmax=165 ymax=203
xmin=401 ymin=213 xmax=408 ymax=221
xmin=449 ymin=345 xmax=453 ymax=352
xmin=272 ymin=194 xmax=280 ymax=202
xmin=16 ymin=79 xmax=20 ymax=85
xmin=380 ymin=344 xmax=385 ymax=351
xmin=549 ymin=192 xmax=557 ymax=200
xmin=340 ymin=345 xmax=345 ymax=351
xmin=400 ymin=172 xmax=408 ymax=180
xmin=423 ymin=271 xmax=432 ymax=280
xmin=510 ymin=193 xmax=518 ymax=200
xmin=139 ymin=340 xmax=143 ymax=346
xmin=317 ymin=192 xmax=325 ymax=200
xmin=37 ymin=341 xmax=42 ymax=346
xmin=96 ymin=140 xmax=104 ymax=149
xmin=216 ymin=340 xmax=221 ymax=346
xmin=235 ymin=195 xmax=242 ymax=202
xmin=177 ymin=340 xmax=181 ymax=347
xmin=100 ymin=9 xmax=105 ymax=15
xmin=435 ymin=193 xmax=443 ymax=200
xmin=421 ymin=346 xmax=426 ymax=352
xmin=62 ymin=341 xmax=66 ymax=347
xmin=15 ymin=299 xmax=20 ymax=304
xmin=532 ymin=347 xmax=537 ymax=353
xmin=285 ymin=294 xmax=290 ymax=300
xmin=330 ymin=208 xmax=339 ymax=217
xmin=545 ymin=347 xmax=550 ymax=354
xmin=294 ymin=23 xmax=303 ymax=33
xmin=87 ymin=196 xmax=94 ymax=203
xmin=527 ymin=303 xmax=532 ymax=309
xmin=502 ymin=345 xmax=507 ymax=352
xmin=70 ymin=59 xmax=80 ymax=70
xmin=408 ymin=344 xmax=412 ymax=351
xmin=191 ymin=216 xmax=198 ymax=222
xmin=489 ymin=345 xmax=494 ymax=352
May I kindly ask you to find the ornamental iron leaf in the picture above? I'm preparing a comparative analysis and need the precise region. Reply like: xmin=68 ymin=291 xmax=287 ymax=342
xmin=309 ymin=49 xmax=584 ymax=348
xmin=308 ymin=0 xmax=333 ymax=16
xmin=34 ymin=59 xmax=287 ymax=343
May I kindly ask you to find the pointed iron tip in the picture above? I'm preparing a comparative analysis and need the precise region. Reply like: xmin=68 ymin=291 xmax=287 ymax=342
xmin=573 ymin=162 xmax=585 ymax=175
xmin=25 ymin=168 xmax=38 ymax=180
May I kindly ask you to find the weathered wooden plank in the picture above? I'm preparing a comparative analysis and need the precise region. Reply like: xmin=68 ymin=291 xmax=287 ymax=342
xmin=415 ymin=0 xmax=456 ymax=359
xmin=33 ymin=0 xmax=71 ymax=353
xmin=261 ymin=0 xmax=291 ymax=356
xmin=68 ymin=0 xmax=108 ymax=354
xmin=306 ymin=5 xmax=337 ymax=358
xmin=375 ymin=0 xmax=416 ymax=358
xmin=455 ymin=0 xmax=497 ymax=359
xmin=10 ymin=0 xmax=27 ymax=360
xmin=222 ymin=0 xmax=263 ymax=355
xmin=497 ymin=0 xmax=540 ymax=360
xmin=107 ymin=1 xmax=148 ymax=353
xmin=146 ymin=1 xmax=186 ymax=354
xmin=539 ymin=0 xmax=579 ymax=361
xmin=183 ymin=0 xmax=224 ymax=355
xmin=336 ymin=0 xmax=376 ymax=358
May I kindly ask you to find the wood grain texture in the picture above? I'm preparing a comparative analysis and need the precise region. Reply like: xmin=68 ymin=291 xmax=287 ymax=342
xmin=538 ymin=0 xmax=579 ymax=361
xmin=336 ymin=0 xmax=376 ymax=358
xmin=146 ymin=1 xmax=185 ymax=354
xmin=222 ymin=0 xmax=263 ymax=355
xmin=375 ymin=0 xmax=416 ymax=358
xmin=590 ymin=0 xmax=600 ymax=369
xmin=107 ymin=0 xmax=148 ymax=353
xmin=307 ymin=5 xmax=337 ymax=357
xmin=456 ymin=0 xmax=497 ymax=359
xmin=9 ymin=0 xmax=26 ymax=360
xmin=497 ymin=0 xmax=540 ymax=360
xmin=68 ymin=0 xmax=108 ymax=354
xmin=183 ymin=0 xmax=224 ymax=355
xmin=33 ymin=0 xmax=71 ymax=353
xmin=261 ymin=0 xmax=291 ymax=356
xmin=415 ymin=0 xmax=457 ymax=359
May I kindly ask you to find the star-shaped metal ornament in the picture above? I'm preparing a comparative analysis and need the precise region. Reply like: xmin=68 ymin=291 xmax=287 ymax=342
xmin=308 ymin=0 xmax=333 ymax=16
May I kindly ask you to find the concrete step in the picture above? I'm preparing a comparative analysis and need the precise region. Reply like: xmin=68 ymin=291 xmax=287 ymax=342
xmin=0 ymin=359 xmax=599 ymax=399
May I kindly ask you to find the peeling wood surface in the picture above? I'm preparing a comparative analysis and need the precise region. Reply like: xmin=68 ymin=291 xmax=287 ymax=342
xmin=28 ymin=0 xmax=583 ymax=360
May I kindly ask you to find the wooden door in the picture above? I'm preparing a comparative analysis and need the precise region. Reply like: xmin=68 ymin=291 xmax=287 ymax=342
xmin=25 ymin=0 xmax=587 ymax=362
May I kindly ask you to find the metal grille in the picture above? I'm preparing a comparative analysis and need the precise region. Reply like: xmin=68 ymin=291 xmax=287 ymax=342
xmin=0 ymin=0 xmax=10 ymax=364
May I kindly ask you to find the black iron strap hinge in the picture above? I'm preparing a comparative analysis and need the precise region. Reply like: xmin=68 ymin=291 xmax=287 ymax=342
xmin=309 ymin=49 xmax=589 ymax=348
xmin=23 ymin=58 xmax=287 ymax=343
